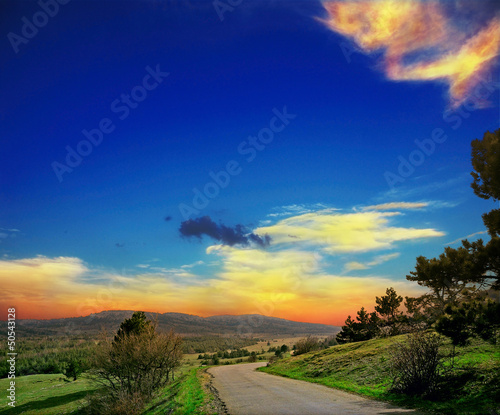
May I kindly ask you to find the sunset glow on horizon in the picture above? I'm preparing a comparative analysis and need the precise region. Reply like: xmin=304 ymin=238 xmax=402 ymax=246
xmin=0 ymin=204 xmax=454 ymax=325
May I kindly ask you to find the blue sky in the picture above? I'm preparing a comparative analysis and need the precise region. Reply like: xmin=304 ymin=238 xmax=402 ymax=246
xmin=0 ymin=0 xmax=499 ymax=322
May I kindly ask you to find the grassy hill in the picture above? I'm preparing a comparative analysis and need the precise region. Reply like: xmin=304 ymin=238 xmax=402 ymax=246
xmin=13 ymin=310 xmax=339 ymax=337
xmin=260 ymin=334 xmax=500 ymax=415
xmin=0 ymin=374 xmax=97 ymax=415
xmin=0 ymin=368 xmax=213 ymax=415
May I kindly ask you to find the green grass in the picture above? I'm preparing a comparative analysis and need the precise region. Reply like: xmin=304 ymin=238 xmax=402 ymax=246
xmin=260 ymin=334 xmax=500 ymax=415
xmin=0 ymin=367 xmax=215 ymax=415
xmin=0 ymin=374 xmax=97 ymax=414
xmin=144 ymin=367 xmax=216 ymax=415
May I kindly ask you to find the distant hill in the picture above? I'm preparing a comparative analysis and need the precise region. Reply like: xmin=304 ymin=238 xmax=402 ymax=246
xmin=14 ymin=310 xmax=340 ymax=337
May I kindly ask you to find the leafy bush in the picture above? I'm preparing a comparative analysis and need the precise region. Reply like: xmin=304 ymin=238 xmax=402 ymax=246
xmin=389 ymin=331 xmax=442 ymax=396
xmin=294 ymin=336 xmax=320 ymax=355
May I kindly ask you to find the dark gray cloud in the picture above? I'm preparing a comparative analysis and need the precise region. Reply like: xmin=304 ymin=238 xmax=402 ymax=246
xmin=179 ymin=216 xmax=271 ymax=248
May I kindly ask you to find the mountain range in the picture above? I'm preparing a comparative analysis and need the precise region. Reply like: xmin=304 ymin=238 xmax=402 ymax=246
xmin=14 ymin=310 xmax=340 ymax=337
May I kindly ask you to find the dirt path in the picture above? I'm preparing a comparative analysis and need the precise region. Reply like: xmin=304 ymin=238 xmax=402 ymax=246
xmin=209 ymin=362 xmax=423 ymax=415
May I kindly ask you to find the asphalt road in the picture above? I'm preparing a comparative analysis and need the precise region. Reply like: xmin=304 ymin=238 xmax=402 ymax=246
xmin=209 ymin=362 xmax=423 ymax=415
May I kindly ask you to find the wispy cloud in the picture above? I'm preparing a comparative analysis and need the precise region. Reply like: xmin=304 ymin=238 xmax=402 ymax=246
xmin=267 ymin=203 xmax=335 ymax=217
xmin=344 ymin=261 xmax=369 ymax=271
xmin=181 ymin=260 xmax=205 ymax=269
xmin=344 ymin=252 xmax=400 ymax=272
xmin=362 ymin=202 xmax=429 ymax=211
xmin=322 ymin=0 xmax=500 ymax=108
xmin=363 ymin=200 xmax=460 ymax=211
xmin=445 ymin=230 xmax=488 ymax=246
xmin=0 ymin=228 xmax=20 ymax=243
xmin=380 ymin=174 xmax=470 ymax=200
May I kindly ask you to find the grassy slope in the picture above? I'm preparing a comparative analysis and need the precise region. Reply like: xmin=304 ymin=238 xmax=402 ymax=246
xmin=0 ymin=374 xmax=97 ymax=415
xmin=0 ymin=368 xmax=214 ymax=415
xmin=260 ymin=334 xmax=500 ymax=415
xmin=144 ymin=367 xmax=216 ymax=415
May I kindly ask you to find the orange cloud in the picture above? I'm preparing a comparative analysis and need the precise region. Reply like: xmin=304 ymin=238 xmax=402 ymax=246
xmin=322 ymin=0 xmax=500 ymax=107
xmin=0 ymin=256 xmax=194 ymax=320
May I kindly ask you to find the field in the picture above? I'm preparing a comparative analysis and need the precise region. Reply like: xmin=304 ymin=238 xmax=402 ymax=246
xmin=0 ymin=336 xmax=306 ymax=414
xmin=260 ymin=334 xmax=500 ymax=415
xmin=8 ymin=332 xmax=496 ymax=415
xmin=0 ymin=374 xmax=96 ymax=414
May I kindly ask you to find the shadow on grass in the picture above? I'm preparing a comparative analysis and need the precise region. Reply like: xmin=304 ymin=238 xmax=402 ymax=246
xmin=379 ymin=367 xmax=500 ymax=415
xmin=0 ymin=390 xmax=92 ymax=415
xmin=144 ymin=377 xmax=182 ymax=414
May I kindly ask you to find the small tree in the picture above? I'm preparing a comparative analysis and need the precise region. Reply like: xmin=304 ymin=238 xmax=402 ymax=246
xmin=114 ymin=311 xmax=151 ymax=342
xmin=375 ymin=287 xmax=403 ymax=334
xmin=89 ymin=312 xmax=183 ymax=414
xmin=64 ymin=358 xmax=83 ymax=381
xmin=336 ymin=307 xmax=380 ymax=343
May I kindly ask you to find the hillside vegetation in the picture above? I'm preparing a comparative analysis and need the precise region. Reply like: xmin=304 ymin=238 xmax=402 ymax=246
xmin=260 ymin=334 xmax=500 ymax=415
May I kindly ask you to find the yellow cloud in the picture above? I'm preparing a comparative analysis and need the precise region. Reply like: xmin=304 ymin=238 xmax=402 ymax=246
xmin=322 ymin=0 xmax=500 ymax=107
xmin=344 ymin=261 xmax=369 ymax=271
xmin=254 ymin=209 xmax=444 ymax=253
xmin=205 ymin=246 xmax=424 ymax=324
